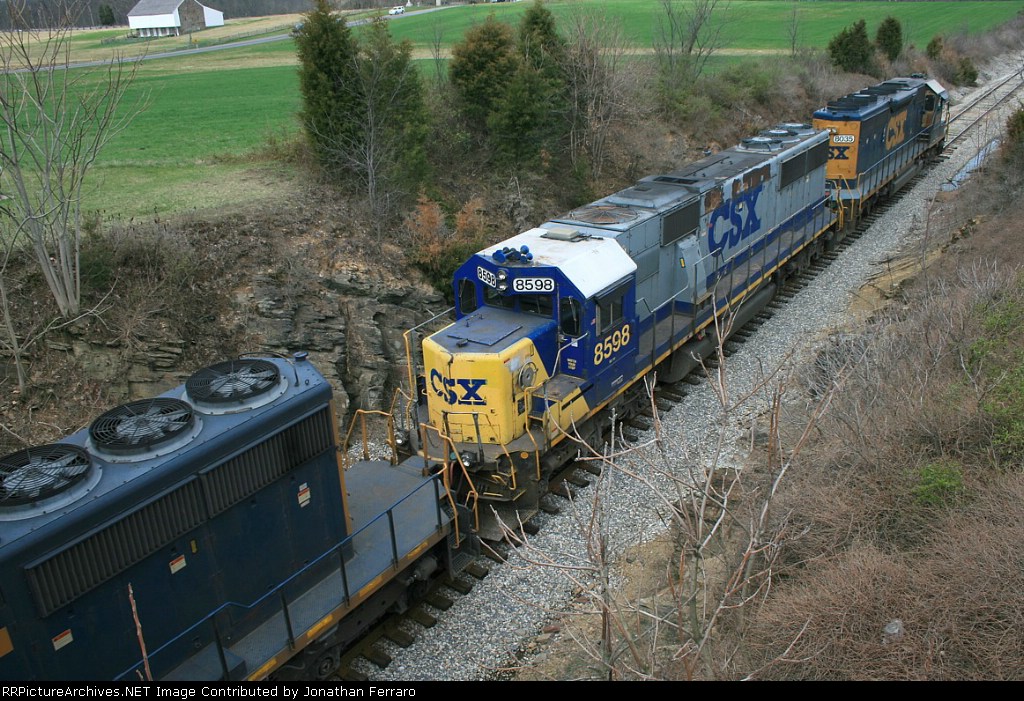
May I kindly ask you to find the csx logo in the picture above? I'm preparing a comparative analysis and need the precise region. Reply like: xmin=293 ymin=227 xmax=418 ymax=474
xmin=885 ymin=111 xmax=907 ymax=150
xmin=430 ymin=369 xmax=486 ymax=405
xmin=829 ymin=146 xmax=850 ymax=160
xmin=708 ymin=185 xmax=763 ymax=255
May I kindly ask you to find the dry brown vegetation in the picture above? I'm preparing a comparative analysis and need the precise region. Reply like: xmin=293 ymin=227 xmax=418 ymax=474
xmin=735 ymin=128 xmax=1024 ymax=680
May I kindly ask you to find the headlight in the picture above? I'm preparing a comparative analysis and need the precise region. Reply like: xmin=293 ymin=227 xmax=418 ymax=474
xmin=518 ymin=363 xmax=537 ymax=389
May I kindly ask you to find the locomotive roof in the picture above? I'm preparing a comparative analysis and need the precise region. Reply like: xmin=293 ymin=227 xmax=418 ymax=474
xmin=550 ymin=126 xmax=827 ymax=234
xmin=477 ymin=227 xmax=637 ymax=299
xmin=0 ymin=357 xmax=331 ymax=558
xmin=813 ymin=76 xmax=942 ymax=121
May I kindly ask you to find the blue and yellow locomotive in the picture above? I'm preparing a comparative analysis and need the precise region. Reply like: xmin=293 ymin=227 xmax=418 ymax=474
xmin=411 ymin=77 xmax=948 ymax=538
xmin=0 ymin=356 xmax=476 ymax=680
xmin=814 ymin=76 xmax=948 ymax=226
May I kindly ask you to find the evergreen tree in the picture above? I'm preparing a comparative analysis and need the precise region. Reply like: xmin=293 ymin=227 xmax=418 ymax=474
xmin=827 ymin=19 xmax=875 ymax=75
xmin=518 ymin=0 xmax=565 ymax=73
xmin=449 ymin=16 xmax=518 ymax=130
xmin=876 ymin=16 xmax=903 ymax=63
xmin=295 ymin=0 xmax=362 ymax=169
xmin=488 ymin=65 xmax=551 ymax=167
xmin=98 ymin=4 xmax=115 ymax=26
xmin=486 ymin=0 xmax=568 ymax=167
xmin=353 ymin=20 xmax=429 ymax=209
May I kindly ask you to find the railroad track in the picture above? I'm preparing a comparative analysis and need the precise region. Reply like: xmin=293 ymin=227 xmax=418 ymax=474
xmin=334 ymin=561 xmax=491 ymax=681
xmin=946 ymin=69 xmax=1024 ymax=147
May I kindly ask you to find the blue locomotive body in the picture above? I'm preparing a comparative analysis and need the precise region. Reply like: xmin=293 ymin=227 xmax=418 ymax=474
xmin=813 ymin=76 xmax=948 ymax=220
xmin=0 ymin=356 xmax=472 ymax=681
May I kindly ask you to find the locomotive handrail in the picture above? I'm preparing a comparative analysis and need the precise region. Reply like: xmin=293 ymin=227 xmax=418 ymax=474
xmin=402 ymin=307 xmax=455 ymax=404
xmin=340 ymin=409 xmax=400 ymax=470
xmin=114 ymin=473 xmax=451 ymax=682
xmin=419 ymin=421 xmax=481 ymax=535
xmin=433 ymin=407 xmax=526 ymax=497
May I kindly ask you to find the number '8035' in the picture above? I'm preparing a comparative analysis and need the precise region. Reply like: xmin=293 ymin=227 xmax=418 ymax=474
xmin=594 ymin=325 xmax=631 ymax=366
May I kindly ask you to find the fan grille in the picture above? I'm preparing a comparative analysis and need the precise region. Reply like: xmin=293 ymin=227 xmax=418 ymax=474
xmin=569 ymin=204 xmax=640 ymax=225
xmin=89 ymin=398 xmax=195 ymax=455
xmin=0 ymin=444 xmax=93 ymax=506
xmin=186 ymin=359 xmax=281 ymax=405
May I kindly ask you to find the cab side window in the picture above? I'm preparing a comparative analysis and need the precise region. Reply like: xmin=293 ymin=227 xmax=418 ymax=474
xmin=560 ymin=298 xmax=582 ymax=337
xmin=596 ymin=283 xmax=628 ymax=334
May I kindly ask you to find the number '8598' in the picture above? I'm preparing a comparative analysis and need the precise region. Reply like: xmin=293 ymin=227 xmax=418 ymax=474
xmin=594 ymin=325 xmax=631 ymax=366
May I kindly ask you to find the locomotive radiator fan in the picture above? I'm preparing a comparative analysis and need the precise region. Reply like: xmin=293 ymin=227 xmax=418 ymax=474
xmin=0 ymin=444 xmax=93 ymax=507
xmin=89 ymin=398 xmax=197 ymax=459
xmin=185 ymin=358 xmax=284 ymax=413
xmin=569 ymin=204 xmax=640 ymax=226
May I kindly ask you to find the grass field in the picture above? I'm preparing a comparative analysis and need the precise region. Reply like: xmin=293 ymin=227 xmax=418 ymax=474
xmin=21 ymin=0 xmax=1023 ymax=217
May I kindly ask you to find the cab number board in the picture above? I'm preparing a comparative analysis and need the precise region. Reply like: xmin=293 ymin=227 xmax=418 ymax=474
xmin=477 ymin=266 xmax=497 ymax=288
xmin=512 ymin=277 xmax=554 ymax=293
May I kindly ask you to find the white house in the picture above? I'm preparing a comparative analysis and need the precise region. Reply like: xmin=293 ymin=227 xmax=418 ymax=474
xmin=127 ymin=0 xmax=224 ymax=38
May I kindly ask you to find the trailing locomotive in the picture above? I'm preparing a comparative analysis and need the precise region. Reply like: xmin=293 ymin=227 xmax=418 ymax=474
xmin=0 ymin=355 xmax=477 ymax=681
xmin=0 ymin=76 xmax=948 ymax=682
xmin=405 ymin=76 xmax=948 ymax=539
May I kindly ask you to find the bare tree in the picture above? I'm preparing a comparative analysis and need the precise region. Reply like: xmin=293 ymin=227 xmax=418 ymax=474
xmin=653 ymin=0 xmax=731 ymax=87
xmin=560 ymin=5 xmax=640 ymax=180
xmin=315 ymin=21 xmax=426 ymax=223
xmin=0 ymin=0 xmax=143 ymax=388
xmin=0 ymin=1 xmax=142 ymax=319
xmin=787 ymin=3 xmax=801 ymax=56
xmin=498 ymin=313 xmax=844 ymax=679
xmin=429 ymin=14 xmax=446 ymax=87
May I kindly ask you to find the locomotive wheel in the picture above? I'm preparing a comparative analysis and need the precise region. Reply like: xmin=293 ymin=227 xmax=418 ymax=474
xmin=314 ymin=649 xmax=340 ymax=680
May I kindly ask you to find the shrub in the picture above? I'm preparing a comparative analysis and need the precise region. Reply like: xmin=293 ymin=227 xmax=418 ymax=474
xmin=953 ymin=57 xmax=978 ymax=86
xmin=915 ymin=460 xmax=964 ymax=507
xmin=406 ymin=195 xmax=489 ymax=297
xmin=876 ymin=16 xmax=903 ymax=62
xmin=827 ymin=19 xmax=876 ymax=75
xmin=1003 ymin=105 xmax=1024 ymax=163
xmin=926 ymin=35 xmax=944 ymax=60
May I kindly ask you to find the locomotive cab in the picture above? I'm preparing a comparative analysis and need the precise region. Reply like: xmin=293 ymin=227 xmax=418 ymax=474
xmin=415 ymin=229 xmax=637 ymax=536
xmin=423 ymin=228 xmax=637 ymax=455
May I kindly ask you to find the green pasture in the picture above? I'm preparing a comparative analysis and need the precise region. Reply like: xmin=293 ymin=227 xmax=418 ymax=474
xmin=383 ymin=1 xmax=1024 ymax=53
xmin=46 ymin=0 xmax=1024 ymax=217
xmin=83 ymin=63 xmax=301 ymax=215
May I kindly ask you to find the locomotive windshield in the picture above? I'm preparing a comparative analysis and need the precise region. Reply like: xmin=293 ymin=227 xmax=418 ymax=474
xmin=458 ymin=279 xmax=478 ymax=314
xmin=484 ymin=287 xmax=554 ymax=318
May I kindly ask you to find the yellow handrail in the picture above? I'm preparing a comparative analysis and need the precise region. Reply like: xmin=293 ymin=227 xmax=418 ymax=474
xmin=340 ymin=409 xmax=399 ymax=470
xmin=417 ymin=422 xmax=480 ymax=538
